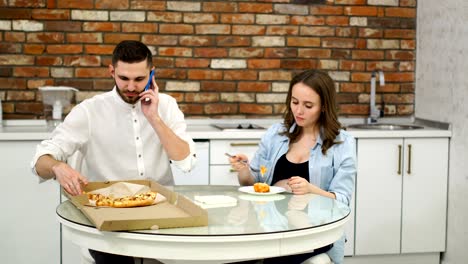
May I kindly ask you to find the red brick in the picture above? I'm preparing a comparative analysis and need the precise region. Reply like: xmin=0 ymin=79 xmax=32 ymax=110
xmin=179 ymin=104 xmax=204 ymax=115
xmin=0 ymin=78 xmax=26 ymax=89
xmin=216 ymin=36 xmax=250 ymax=47
xmin=95 ymin=0 xmax=128 ymax=9
xmin=401 ymin=40 xmax=415 ymax=50
xmin=27 ymin=32 xmax=64 ymax=43
xmin=15 ymin=102 xmax=44 ymax=114
xmin=344 ymin=6 xmax=377 ymax=16
xmin=322 ymin=38 xmax=355 ymax=48
xmin=188 ymin=70 xmax=223 ymax=80
xmin=142 ymin=35 xmax=178 ymax=46
xmin=75 ymin=68 xmax=109 ymax=78
xmin=160 ymin=24 xmax=193 ymax=34
xmin=400 ymin=0 xmax=416 ymax=7
xmin=335 ymin=0 xmax=366 ymax=4
xmin=203 ymin=2 xmax=237 ymax=12
xmin=359 ymin=28 xmax=383 ymax=38
xmin=5 ymin=32 xmax=25 ymax=42
xmin=265 ymin=48 xmax=297 ymax=58
xmin=291 ymin=16 xmax=325 ymax=25
xmin=175 ymin=58 xmax=210 ymax=68
xmin=201 ymin=81 xmax=236 ymax=92
xmin=159 ymin=47 xmax=192 ymax=57
xmin=287 ymin=37 xmax=320 ymax=47
xmin=0 ymin=55 xmax=34 ymax=65
xmin=0 ymin=43 xmax=21 ymax=53
xmin=156 ymin=69 xmax=187 ymax=79
xmin=55 ymin=79 xmax=93 ymax=90
xmin=220 ymin=14 xmax=254 ymax=24
xmin=180 ymin=36 xmax=215 ymax=47
xmin=400 ymin=83 xmax=414 ymax=93
xmin=386 ymin=50 xmax=415 ymax=60
xmin=0 ymin=8 xmax=31 ymax=19
xmin=28 ymin=79 xmax=54 ymax=89
xmin=14 ymin=67 xmax=49 ymax=77
xmin=154 ymin=57 xmax=174 ymax=68
xmin=47 ymin=45 xmax=83 ymax=54
xmin=384 ymin=29 xmax=415 ymax=39
xmin=131 ymin=1 xmax=165 ymax=10
xmin=240 ymin=104 xmax=272 ymax=114
xmin=352 ymin=50 xmax=384 ymax=60
xmin=340 ymin=83 xmax=365 ymax=93
xmin=331 ymin=50 xmax=351 ymax=59
xmin=384 ymin=72 xmax=414 ymax=82
xmin=259 ymin=70 xmax=291 ymax=81
xmin=83 ymin=22 xmax=121 ymax=32
xmin=267 ymin=26 xmax=299 ymax=36
xmin=339 ymin=104 xmax=368 ymax=115
xmin=356 ymin=39 xmax=366 ymax=49
xmin=57 ymin=0 xmax=93 ymax=8
xmin=248 ymin=59 xmax=281 ymax=69
xmin=310 ymin=6 xmax=343 ymax=15
xmin=204 ymin=104 xmax=237 ymax=114
xmin=36 ymin=56 xmax=62 ymax=66
xmin=194 ymin=48 xmax=227 ymax=58
xmin=45 ymin=21 xmax=81 ymax=32
xmin=351 ymin=72 xmax=370 ymax=82
xmin=47 ymin=0 xmax=56 ymax=8
xmin=103 ymin=34 xmax=140 ymax=44
xmin=6 ymin=90 xmax=36 ymax=101
xmin=64 ymin=56 xmax=101 ymax=66
xmin=325 ymin=16 xmax=349 ymax=26
xmin=224 ymin=70 xmax=257 ymax=81
xmin=385 ymin=8 xmax=415 ymax=18
xmin=340 ymin=60 xmax=365 ymax=71
xmin=397 ymin=104 xmax=413 ymax=115
xmin=238 ymin=82 xmax=270 ymax=92
xmin=337 ymin=93 xmax=359 ymax=104
xmin=67 ymin=33 xmax=102 ymax=43
xmin=85 ymin=45 xmax=115 ymax=55
xmin=232 ymin=25 xmax=266 ymax=35
xmin=239 ymin=3 xmax=273 ymax=13
xmin=336 ymin=27 xmax=357 ymax=37
xmin=196 ymin=25 xmax=230 ymax=35
xmin=32 ymin=9 xmax=70 ymax=20
xmin=93 ymin=79 xmax=115 ymax=89
xmin=229 ymin=48 xmax=263 ymax=58
xmin=298 ymin=48 xmax=331 ymax=58
xmin=147 ymin=11 xmax=181 ymax=22
xmin=280 ymin=59 xmax=316 ymax=69
xmin=122 ymin=23 xmax=158 ymax=33
xmin=366 ymin=61 xmax=398 ymax=71
xmin=9 ymin=0 xmax=45 ymax=7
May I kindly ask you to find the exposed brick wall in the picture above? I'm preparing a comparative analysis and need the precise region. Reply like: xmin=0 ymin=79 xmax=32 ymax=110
xmin=0 ymin=0 xmax=416 ymax=119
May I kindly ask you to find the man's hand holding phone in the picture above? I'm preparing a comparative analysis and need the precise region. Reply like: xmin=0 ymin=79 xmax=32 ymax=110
xmin=140 ymin=69 xmax=160 ymax=119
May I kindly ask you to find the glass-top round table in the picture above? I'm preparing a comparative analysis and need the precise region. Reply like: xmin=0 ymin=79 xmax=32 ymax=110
xmin=57 ymin=185 xmax=350 ymax=263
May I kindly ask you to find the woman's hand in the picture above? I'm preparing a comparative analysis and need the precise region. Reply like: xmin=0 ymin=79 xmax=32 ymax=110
xmin=228 ymin=153 xmax=249 ymax=172
xmin=273 ymin=179 xmax=292 ymax=192
xmin=288 ymin=176 xmax=312 ymax=195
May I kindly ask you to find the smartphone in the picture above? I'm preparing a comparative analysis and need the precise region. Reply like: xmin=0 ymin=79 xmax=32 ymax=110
xmin=143 ymin=70 xmax=155 ymax=103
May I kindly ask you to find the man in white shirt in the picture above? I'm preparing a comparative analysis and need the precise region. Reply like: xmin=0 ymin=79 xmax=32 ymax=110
xmin=31 ymin=40 xmax=196 ymax=264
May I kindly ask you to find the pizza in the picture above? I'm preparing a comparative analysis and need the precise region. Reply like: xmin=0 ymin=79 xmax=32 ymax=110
xmin=253 ymin=182 xmax=270 ymax=193
xmin=87 ymin=191 xmax=157 ymax=208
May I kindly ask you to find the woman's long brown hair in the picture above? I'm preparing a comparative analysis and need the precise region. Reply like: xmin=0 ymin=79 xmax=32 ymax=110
xmin=281 ymin=70 xmax=342 ymax=155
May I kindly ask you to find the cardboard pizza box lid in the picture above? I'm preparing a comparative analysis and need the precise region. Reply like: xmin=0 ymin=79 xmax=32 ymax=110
xmin=65 ymin=180 xmax=208 ymax=231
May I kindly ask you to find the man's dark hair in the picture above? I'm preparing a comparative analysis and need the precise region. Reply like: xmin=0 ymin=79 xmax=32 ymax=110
xmin=112 ymin=40 xmax=153 ymax=68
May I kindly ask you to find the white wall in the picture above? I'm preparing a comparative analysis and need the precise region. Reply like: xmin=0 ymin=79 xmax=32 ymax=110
xmin=416 ymin=1 xmax=468 ymax=263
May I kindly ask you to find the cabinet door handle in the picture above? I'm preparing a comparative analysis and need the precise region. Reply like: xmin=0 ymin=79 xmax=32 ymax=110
xmin=398 ymin=144 xmax=402 ymax=175
xmin=230 ymin=142 xmax=259 ymax=147
xmin=407 ymin=144 xmax=412 ymax=174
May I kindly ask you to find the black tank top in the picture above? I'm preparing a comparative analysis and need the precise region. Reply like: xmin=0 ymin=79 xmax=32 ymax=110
xmin=271 ymin=153 xmax=309 ymax=185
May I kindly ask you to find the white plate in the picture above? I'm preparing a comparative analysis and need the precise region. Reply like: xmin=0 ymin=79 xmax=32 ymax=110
xmin=238 ymin=186 xmax=286 ymax=196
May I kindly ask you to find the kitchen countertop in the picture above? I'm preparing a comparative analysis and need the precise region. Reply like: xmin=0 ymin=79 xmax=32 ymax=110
xmin=0 ymin=117 xmax=452 ymax=141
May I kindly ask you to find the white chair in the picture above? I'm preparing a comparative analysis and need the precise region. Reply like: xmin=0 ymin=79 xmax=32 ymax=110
xmin=302 ymin=253 xmax=333 ymax=264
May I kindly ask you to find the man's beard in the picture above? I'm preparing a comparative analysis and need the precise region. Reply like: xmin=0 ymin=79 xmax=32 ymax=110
xmin=115 ymin=82 xmax=140 ymax=104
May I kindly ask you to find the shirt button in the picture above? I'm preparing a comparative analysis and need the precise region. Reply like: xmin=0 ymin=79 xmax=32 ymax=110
xmin=134 ymin=119 xmax=137 ymax=123
xmin=138 ymin=154 xmax=142 ymax=158
xmin=136 ymin=137 xmax=139 ymax=140
xmin=140 ymin=173 xmax=143 ymax=176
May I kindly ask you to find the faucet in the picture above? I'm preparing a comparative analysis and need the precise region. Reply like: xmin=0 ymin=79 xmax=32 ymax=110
xmin=368 ymin=70 xmax=385 ymax=124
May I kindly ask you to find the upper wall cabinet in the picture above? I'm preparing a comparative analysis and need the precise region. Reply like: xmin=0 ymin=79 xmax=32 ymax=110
xmin=354 ymin=138 xmax=449 ymax=255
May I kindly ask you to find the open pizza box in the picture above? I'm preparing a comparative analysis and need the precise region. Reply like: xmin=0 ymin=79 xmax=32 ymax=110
xmin=65 ymin=180 xmax=208 ymax=231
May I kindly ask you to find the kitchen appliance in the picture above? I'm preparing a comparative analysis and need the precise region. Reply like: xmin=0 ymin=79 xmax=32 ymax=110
xmin=211 ymin=123 xmax=265 ymax=131
xmin=39 ymin=86 xmax=78 ymax=127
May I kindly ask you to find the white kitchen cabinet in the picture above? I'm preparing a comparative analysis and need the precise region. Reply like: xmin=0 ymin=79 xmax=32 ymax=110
xmin=355 ymin=138 xmax=448 ymax=255
xmin=172 ymin=140 xmax=209 ymax=185
xmin=0 ymin=140 xmax=60 ymax=264
xmin=209 ymin=139 xmax=260 ymax=185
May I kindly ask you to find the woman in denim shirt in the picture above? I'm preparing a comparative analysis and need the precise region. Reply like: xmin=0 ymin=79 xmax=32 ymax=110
xmin=229 ymin=69 xmax=356 ymax=264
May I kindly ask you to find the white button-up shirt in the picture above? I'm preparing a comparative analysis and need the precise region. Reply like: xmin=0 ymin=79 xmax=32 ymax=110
xmin=31 ymin=88 xmax=196 ymax=185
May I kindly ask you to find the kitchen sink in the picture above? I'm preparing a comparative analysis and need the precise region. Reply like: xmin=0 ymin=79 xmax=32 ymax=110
xmin=346 ymin=123 xmax=424 ymax=130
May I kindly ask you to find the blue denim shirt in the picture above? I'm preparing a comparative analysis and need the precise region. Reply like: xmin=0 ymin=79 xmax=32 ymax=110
xmin=249 ymin=122 xmax=356 ymax=263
